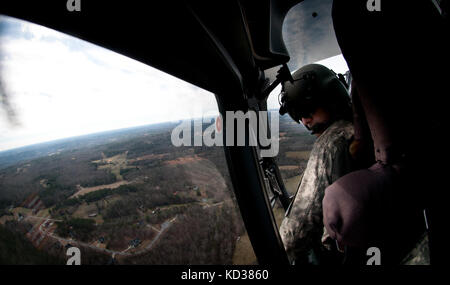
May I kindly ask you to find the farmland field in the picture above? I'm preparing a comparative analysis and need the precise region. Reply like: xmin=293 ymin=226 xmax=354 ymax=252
xmin=0 ymin=115 xmax=314 ymax=264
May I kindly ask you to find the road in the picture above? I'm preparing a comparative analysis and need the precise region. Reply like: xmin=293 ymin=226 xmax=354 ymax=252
xmin=25 ymin=199 xmax=226 ymax=257
xmin=25 ymin=215 xmax=63 ymax=222
xmin=37 ymin=216 xmax=178 ymax=257
xmin=133 ymin=216 xmax=177 ymax=255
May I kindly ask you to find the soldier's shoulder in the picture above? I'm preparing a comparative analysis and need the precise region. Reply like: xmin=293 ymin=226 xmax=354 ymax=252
xmin=331 ymin=120 xmax=354 ymax=137
xmin=316 ymin=120 xmax=353 ymax=148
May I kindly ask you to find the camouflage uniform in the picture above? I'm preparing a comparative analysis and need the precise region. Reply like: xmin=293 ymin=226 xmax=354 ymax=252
xmin=401 ymin=233 xmax=430 ymax=265
xmin=280 ymin=120 xmax=354 ymax=262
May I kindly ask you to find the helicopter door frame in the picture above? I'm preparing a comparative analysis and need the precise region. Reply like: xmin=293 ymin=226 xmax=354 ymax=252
xmin=214 ymin=94 xmax=290 ymax=265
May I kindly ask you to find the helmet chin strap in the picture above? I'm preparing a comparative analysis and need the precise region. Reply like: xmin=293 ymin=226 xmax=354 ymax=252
xmin=306 ymin=120 xmax=332 ymax=135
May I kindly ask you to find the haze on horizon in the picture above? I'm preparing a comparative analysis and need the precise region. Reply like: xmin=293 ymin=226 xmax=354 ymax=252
xmin=0 ymin=14 xmax=348 ymax=153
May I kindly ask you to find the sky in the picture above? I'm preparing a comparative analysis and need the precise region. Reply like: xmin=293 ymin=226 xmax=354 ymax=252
xmin=0 ymin=15 xmax=218 ymax=152
xmin=266 ymin=54 xmax=349 ymax=113
xmin=0 ymin=2 xmax=348 ymax=152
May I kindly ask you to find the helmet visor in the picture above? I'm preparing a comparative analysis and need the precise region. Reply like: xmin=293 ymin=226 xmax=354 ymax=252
xmin=289 ymin=99 xmax=318 ymax=123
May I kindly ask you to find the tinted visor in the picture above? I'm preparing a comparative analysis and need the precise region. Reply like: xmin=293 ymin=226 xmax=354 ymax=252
xmin=288 ymin=100 xmax=317 ymax=123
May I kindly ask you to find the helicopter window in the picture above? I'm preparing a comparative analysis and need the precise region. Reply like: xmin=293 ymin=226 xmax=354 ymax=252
xmin=0 ymin=15 xmax=256 ymax=265
xmin=283 ymin=0 xmax=341 ymax=73
xmin=266 ymin=84 xmax=315 ymax=227
xmin=264 ymin=0 xmax=341 ymax=84
xmin=266 ymin=54 xmax=349 ymax=227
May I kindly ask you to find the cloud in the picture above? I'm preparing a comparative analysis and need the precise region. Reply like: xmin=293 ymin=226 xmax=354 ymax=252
xmin=0 ymin=16 xmax=217 ymax=151
xmin=0 ymin=3 xmax=348 ymax=151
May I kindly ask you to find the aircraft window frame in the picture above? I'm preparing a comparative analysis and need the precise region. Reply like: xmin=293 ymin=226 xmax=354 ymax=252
xmin=0 ymin=15 xmax=258 ymax=265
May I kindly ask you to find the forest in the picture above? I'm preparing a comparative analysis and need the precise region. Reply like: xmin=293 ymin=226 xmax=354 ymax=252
xmin=0 ymin=115 xmax=314 ymax=264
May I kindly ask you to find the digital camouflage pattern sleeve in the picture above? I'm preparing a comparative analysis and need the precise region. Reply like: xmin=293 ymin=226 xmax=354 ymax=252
xmin=401 ymin=233 xmax=430 ymax=265
xmin=279 ymin=120 xmax=354 ymax=262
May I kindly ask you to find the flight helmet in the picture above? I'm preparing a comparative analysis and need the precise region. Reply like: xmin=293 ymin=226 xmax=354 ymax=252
xmin=279 ymin=64 xmax=351 ymax=124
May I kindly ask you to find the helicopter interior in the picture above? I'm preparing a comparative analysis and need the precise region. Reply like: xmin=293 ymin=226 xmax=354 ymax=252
xmin=1 ymin=0 xmax=448 ymax=265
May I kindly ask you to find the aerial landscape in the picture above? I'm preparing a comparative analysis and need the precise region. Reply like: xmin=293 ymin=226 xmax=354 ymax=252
xmin=0 ymin=114 xmax=314 ymax=265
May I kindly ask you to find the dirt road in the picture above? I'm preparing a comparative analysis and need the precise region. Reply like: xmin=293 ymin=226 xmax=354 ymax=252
xmin=39 ymin=216 xmax=178 ymax=257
